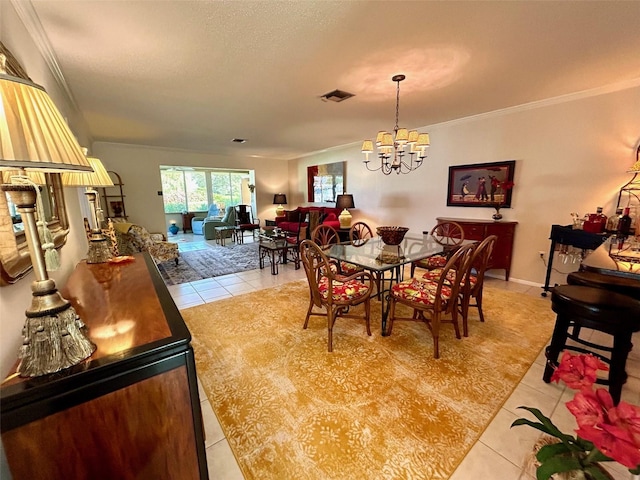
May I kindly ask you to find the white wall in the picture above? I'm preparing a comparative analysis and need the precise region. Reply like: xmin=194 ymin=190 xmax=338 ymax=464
xmin=293 ymin=85 xmax=640 ymax=287
xmin=0 ymin=3 xmax=93 ymax=377
xmin=92 ymin=142 xmax=290 ymax=234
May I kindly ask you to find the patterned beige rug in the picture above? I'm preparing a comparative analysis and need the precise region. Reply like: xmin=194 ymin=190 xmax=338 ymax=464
xmin=181 ymin=281 xmax=555 ymax=479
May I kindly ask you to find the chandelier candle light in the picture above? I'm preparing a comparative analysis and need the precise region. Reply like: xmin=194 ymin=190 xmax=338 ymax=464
xmin=362 ymin=74 xmax=430 ymax=175
xmin=0 ymin=54 xmax=96 ymax=377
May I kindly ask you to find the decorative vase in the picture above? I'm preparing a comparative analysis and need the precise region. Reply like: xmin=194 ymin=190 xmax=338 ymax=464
xmin=169 ymin=224 xmax=179 ymax=235
xmin=492 ymin=207 xmax=503 ymax=221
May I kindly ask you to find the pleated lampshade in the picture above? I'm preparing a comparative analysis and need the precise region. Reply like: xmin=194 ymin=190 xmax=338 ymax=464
xmin=0 ymin=73 xmax=91 ymax=172
xmin=62 ymin=155 xmax=114 ymax=187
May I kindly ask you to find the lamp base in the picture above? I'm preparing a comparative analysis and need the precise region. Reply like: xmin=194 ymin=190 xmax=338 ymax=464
xmin=19 ymin=282 xmax=96 ymax=377
xmin=339 ymin=209 xmax=352 ymax=229
xmin=86 ymin=234 xmax=112 ymax=264
xmin=275 ymin=205 xmax=285 ymax=217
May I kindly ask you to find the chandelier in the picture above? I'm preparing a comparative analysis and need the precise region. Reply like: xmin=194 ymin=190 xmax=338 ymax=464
xmin=362 ymin=74 xmax=430 ymax=175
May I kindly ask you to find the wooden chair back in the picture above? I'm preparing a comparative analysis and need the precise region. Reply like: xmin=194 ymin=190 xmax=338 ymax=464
xmin=349 ymin=222 xmax=373 ymax=245
xmin=430 ymin=221 xmax=464 ymax=246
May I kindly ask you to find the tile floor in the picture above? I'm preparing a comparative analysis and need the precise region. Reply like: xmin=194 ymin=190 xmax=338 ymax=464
xmin=166 ymin=232 xmax=639 ymax=480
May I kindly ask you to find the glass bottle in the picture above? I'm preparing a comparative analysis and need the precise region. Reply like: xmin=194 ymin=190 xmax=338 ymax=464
xmin=596 ymin=207 xmax=607 ymax=233
xmin=618 ymin=207 xmax=632 ymax=236
xmin=606 ymin=208 xmax=623 ymax=232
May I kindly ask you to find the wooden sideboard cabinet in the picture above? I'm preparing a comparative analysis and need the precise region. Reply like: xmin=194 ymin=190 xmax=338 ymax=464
xmin=1 ymin=253 xmax=208 ymax=479
xmin=436 ymin=217 xmax=518 ymax=280
xmin=182 ymin=212 xmax=196 ymax=233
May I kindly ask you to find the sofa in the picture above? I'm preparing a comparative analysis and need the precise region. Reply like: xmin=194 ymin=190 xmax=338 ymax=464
xmin=275 ymin=206 xmax=342 ymax=243
xmin=192 ymin=205 xmax=236 ymax=240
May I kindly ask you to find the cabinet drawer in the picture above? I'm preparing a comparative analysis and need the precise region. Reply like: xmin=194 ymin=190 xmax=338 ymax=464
xmin=462 ymin=224 xmax=486 ymax=241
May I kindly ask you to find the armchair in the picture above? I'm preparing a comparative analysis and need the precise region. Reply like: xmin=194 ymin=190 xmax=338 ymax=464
xmin=192 ymin=206 xmax=236 ymax=241
xmin=113 ymin=222 xmax=179 ymax=264
xmin=192 ymin=204 xmax=221 ymax=236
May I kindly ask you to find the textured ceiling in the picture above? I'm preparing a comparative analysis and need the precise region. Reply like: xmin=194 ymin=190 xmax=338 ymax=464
xmin=24 ymin=0 xmax=640 ymax=160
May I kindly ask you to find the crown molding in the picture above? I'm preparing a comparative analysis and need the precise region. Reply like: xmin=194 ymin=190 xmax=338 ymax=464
xmin=10 ymin=0 xmax=80 ymax=113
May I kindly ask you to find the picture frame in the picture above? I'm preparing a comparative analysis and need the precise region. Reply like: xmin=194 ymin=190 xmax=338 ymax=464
xmin=446 ymin=160 xmax=515 ymax=207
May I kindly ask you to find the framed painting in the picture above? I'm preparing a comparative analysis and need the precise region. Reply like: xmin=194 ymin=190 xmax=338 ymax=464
xmin=307 ymin=161 xmax=345 ymax=203
xmin=446 ymin=160 xmax=515 ymax=207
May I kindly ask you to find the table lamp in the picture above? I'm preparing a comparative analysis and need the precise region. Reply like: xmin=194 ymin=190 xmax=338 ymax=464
xmin=336 ymin=194 xmax=355 ymax=228
xmin=1 ymin=55 xmax=97 ymax=377
xmin=62 ymin=151 xmax=115 ymax=263
xmin=273 ymin=193 xmax=287 ymax=217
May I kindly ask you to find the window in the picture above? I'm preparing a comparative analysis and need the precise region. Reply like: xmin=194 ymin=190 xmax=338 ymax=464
xmin=160 ymin=167 xmax=252 ymax=213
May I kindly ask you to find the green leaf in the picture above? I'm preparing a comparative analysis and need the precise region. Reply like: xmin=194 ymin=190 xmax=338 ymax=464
xmin=537 ymin=456 xmax=583 ymax=480
xmin=536 ymin=442 xmax=572 ymax=462
xmin=511 ymin=407 xmax=582 ymax=450
xmin=584 ymin=464 xmax=615 ymax=480
xmin=585 ymin=448 xmax=613 ymax=464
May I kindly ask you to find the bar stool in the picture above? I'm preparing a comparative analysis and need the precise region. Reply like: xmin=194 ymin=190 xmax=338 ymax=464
xmin=543 ymin=285 xmax=640 ymax=404
xmin=567 ymin=270 xmax=640 ymax=300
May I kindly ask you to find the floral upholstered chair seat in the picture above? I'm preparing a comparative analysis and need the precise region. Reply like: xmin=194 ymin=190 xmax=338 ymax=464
xmin=317 ymin=276 xmax=370 ymax=302
xmin=420 ymin=268 xmax=478 ymax=289
xmin=391 ymin=278 xmax=453 ymax=307
xmin=114 ymin=223 xmax=179 ymax=264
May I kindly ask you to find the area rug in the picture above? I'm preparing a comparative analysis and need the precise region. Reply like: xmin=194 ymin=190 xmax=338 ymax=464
xmin=157 ymin=243 xmax=259 ymax=285
xmin=181 ymin=283 xmax=555 ymax=479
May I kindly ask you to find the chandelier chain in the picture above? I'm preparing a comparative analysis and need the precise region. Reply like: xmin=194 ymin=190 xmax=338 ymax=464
xmin=395 ymin=79 xmax=400 ymax=134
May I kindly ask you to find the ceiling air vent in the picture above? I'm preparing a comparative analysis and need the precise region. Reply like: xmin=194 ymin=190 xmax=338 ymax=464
xmin=320 ymin=89 xmax=355 ymax=103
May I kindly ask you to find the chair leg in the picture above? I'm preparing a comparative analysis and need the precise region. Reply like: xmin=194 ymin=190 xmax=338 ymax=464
xmin=476 ymin=289 xmax=485 ymax=322
xmin=451 ymin=303 xmax=461 ymax=340
xmin=410 ymin=262 xmax=416 ymax=277
xmin=303 ymin=299 xmax=314 ymax=329
xmin=461 ymin=293 xmax=470 ymax=337
xmin=327 ymin=308 xmax=335 ymax=352
xmin=432 ymin=313 xmax=441 ymax=359
xmin=387 ymin=298 xmax=397 ymax=336
xmin=543 ymin=313 xmax=571 ymax=383
xmin=364 ymin=298 xmax=372 ymax=336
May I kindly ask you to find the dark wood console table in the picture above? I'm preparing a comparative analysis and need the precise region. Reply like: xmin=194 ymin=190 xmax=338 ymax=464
xmin=541 ymin=224 xmax=609 ymax=296
xmin=1 ymin=253 xmax=208 ymax=479
xmin=436 ymin=217 xmax=518 ymax=280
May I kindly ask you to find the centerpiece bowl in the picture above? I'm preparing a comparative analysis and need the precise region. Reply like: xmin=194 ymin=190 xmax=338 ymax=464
xmin=376 ymin=226 xmax=409 ymax=245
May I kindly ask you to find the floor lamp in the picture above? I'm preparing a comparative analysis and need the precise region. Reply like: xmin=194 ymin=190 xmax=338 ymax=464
xmin=1 ymin=60 xmax=97 ymax=377
xmin=62 ymin=153 xmax=115 ymax=263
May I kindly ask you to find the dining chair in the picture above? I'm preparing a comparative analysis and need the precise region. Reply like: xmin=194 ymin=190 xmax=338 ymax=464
xmin=421 ymin=236 xmax=496 ymax=336
xmin=349 ymin=221 xmax=373 ymax=245
xmin=387 ymin=243 xmax=475 ymax=359
xmin=299 ymin=239 xmax=373 ymax=352
xmin=311 ymin=225 xmax=363 ymax=277
xmin=410 ymin=221 xmax=465 ymax=277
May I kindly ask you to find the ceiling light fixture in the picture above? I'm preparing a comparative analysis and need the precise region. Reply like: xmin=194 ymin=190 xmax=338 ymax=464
xmin=362 ymin=74 xmax=429 ymax=175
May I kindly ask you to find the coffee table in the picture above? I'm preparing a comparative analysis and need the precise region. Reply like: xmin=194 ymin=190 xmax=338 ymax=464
xmin=258 ymin=236 xmax=300 ymax=275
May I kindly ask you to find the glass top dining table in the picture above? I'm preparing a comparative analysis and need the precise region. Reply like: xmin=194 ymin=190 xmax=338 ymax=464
xmin=326 ymin=234 xmax=476 ymax=335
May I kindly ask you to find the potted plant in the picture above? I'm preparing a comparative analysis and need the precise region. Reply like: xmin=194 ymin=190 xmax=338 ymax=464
xmin=512 ymin=351 xmax=640 ymax=480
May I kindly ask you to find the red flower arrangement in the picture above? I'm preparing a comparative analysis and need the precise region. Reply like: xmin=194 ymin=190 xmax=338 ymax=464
xmin=512 ymin=351 xmax=640 ymax=479
xmin=488 ymin=178 xmax=514 ymax=220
